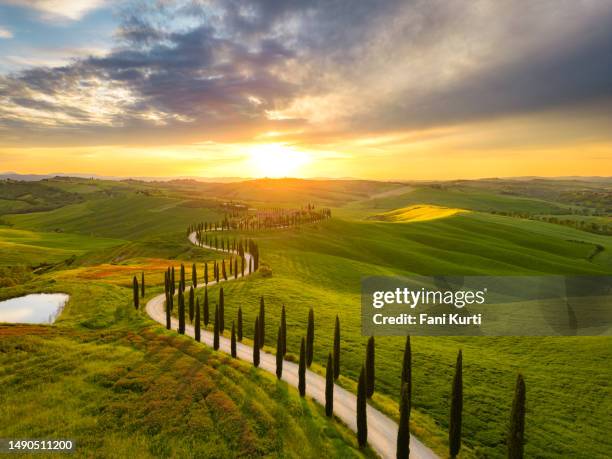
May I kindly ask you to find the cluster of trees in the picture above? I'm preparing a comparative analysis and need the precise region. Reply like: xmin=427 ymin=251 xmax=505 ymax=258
xmin=191 ymin=233 xmax=260 ymax=274
xmin=188 ymin=203 xmax=332 ymax=234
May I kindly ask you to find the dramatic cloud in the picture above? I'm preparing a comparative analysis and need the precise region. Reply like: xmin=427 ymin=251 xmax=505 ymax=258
xmin=0 ymin=0 xmax=611 ymax=149
xmin=0 ymin=0 xmax=106 ymax=21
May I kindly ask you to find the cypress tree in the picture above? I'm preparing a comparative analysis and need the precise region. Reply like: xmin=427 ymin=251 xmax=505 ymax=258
xmin=222 ymin=259 xmax=227 ymax=280
xmin=280 ymin=305 xmax=287 ymax=356
xmin=276 ymin=326 xmax=283 ymax=379
xmin=325 ymin=352 xmax=334 ymax=417
xmin=298 ymin=337 xmax=306 ymax=397
xmin=449 ymin=350 xmax=463 ymax=459
xmin=508 ymin=374 xmax=526 ymax=459
xmin=195 ymin=298 xmax=201 ymax=342
xmin=189 ymin=286 xmax=194 ymax=323
xmin=234 ymin=258 xmax=238 ymax=279
xmin=357 ymin=365 xmax=368 ymax=448
xmin=253 ymin=317 xmax=260 ymax=367
xmin=180 ymin=264 xmax=185 ymax=292
xmin=396 ymin=382 xmax=411 ymax=459
xmin=219 ymin=287 xmax=225 ymax=332
xmin=204 ymin=262 xmax=208 ymax=285
xmin=141 ymin=271 xmax=145 ymax=298
xmin=241 ymin=256 xmax=244 ymax=276
xmin=366 ymin=336 xmax=375 ymax=397
xmin=203 ymin=288 xmax=209 ymax=326
xmin=231 ymin=321 xmax=237 ymax=358
xmin=333 ymin=315 xmax=340 ymax=379
xmin=401 ymin=336 xmax=412 ymax=390
xmin=259 ymin=296 xmax=265 ymax=349
xmin=213 ymin=304 xmax=219 ymax=350
xmin=306 ymin=308 xmax=314 ymax=367
xmin=192 ymin=262 xmax=197 ymax=287
xmin=171 ymin=266 xmax=175 ymax=295
xmin=165 ymin=293 xmax=171 ymax=330
xmin=237 ymin=307 xmax=243 ymax=341
xmin=178 ymin=290 xmax=185 ymax=334
xmin=133 ymin=276 xmax=139 ymax=309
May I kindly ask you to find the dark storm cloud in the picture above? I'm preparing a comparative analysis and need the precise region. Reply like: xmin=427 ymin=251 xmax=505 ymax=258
xmin=1 ymin=0 xmax=611 ymax=144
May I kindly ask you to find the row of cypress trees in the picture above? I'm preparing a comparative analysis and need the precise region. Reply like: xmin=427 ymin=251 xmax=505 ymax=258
xmin=188 ymin=205 xmax=332 ymax=234
xmin=354 ymin=336 xmax=526 ymax=459
xmin=140 ymin=268 xmax=526 ymax=458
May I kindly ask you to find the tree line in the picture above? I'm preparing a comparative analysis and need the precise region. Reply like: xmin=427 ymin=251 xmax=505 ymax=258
xmin=133 ymin=240 xmax=525 ymax=457
xmin=188 ymin=203 xmax=332 ymax=234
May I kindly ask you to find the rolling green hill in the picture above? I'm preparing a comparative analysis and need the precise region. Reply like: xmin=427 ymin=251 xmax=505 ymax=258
xmin=200 ymin=211 xmax=612 ymax=458
xmin=1 ymin=177 xmax=611 ymax=458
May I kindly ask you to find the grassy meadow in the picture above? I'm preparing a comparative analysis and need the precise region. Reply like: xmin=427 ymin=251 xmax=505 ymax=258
xmin=1 ymin=176 xmax=611 ymax=458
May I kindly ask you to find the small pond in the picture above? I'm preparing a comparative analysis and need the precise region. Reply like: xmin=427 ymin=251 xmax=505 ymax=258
xmin=0 ymin=293 xmax=69 ymax=324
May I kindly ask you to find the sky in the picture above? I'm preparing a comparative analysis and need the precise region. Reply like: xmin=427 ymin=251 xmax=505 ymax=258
xmin=0 ymin=0 xmax=611 ymax=180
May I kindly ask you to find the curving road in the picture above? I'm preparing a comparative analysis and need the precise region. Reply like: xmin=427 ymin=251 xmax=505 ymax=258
xmin=145 ymin=232 xmax=439 ymax=459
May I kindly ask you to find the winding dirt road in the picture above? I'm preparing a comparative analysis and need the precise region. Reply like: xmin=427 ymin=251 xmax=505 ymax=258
xmin=145 ymin=232 xmax=439 ymax=459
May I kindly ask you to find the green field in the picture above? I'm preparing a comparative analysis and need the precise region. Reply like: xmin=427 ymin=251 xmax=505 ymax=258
xmin=1 ymin=176 xmax=611 ymax=458
xmin=0 ymin=276 xmax=371 ymax=458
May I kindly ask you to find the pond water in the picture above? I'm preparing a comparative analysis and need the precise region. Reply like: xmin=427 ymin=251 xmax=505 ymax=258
xmin=0 ymin=293 xmax=69 ymax=324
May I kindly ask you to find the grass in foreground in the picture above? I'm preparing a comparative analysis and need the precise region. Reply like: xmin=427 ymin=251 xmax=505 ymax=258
xmin=0 ymin=276 xmax=373 ymax=459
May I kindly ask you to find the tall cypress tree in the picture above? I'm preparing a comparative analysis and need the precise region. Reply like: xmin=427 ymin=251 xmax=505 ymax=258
xmin=333 ymin=315 xmax=340 ymax=379
xmin=140 ymin=271 xmax=145 ymax=298
xmin=133 ymin=276 xmax=139 ymax=310
xmin=253 ymin=317 xmax=260 ymax=367
xmin=306 ymin=308 xmax=314 ymax=367
xmin=280 ymin=305 xmax=287 ymax=356
xmin=203 ymin=288 xmax=209 ymax=326
xmin=219 ymin=287 xmax=225 ymax=332
xmin=213 ymin=304 xmax=219 ymax=350
xmin=259 ymin=296 xmax=265 ymax=349
xmin=366 ymin=336 xmax=375 ymax=398
xmin=204 ymin=262 xmax=208 ymax=285
xmin=189 ymin=286 xmax=195 ymax=323
xmin=401 ymin=336 xmax=412 ymax=390
xmin=194 ymin=298 xmax=201 ymax=342
xmin=449 ymin=350 xmax=463 ymax=459
xmin=237 ymin=307 xmax=243 ymax=341
xmin=276 ymin=326 xmax=283 ymax=379
xmin=298 ymin=337 xmax=306 ymax=397
xmin=222 ymin=260 xmax=227 ymax=280
xmin=357 ymin=365 xmax=368 ymax=448
xmin=171 ymin=266 xmax=175 ymax=295
xmin=508 ymin=374 xmax=526 ymax=459
xmin=325 ymin=353 xmax=334 ymax=417
xmin=178 ymin=289 xmax=185 ymax=334
xmin=396 ymin=382 xmax=411 ymax=459
xmin=180 ymin=264 xmax=185 ymax=292
xmin=234 ymin=258 xmax=238 ymax=279
xmin=231 ymin=321 xmax=237 ymax=358
xmin=192 ymin=262 xmax=197 ymax=288
xmin=165 ymin=293 xmax=171 ymax=330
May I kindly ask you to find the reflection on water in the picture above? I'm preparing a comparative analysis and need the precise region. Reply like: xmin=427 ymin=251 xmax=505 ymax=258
xmin=0 ymin=293 xmax=69 ymax=324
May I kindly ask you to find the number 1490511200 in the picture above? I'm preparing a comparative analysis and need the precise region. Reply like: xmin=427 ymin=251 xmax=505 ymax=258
xmin=1 ymin=439 xmax=74 ymax=453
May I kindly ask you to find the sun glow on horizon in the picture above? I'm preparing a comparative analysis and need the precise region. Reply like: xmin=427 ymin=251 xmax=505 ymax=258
xmin=248 ymin=144 xmax=312 ymax=178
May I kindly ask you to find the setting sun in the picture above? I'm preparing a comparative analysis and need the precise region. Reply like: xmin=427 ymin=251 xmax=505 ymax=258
xmin=248 ymin=144 xmax=311 ymax=178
